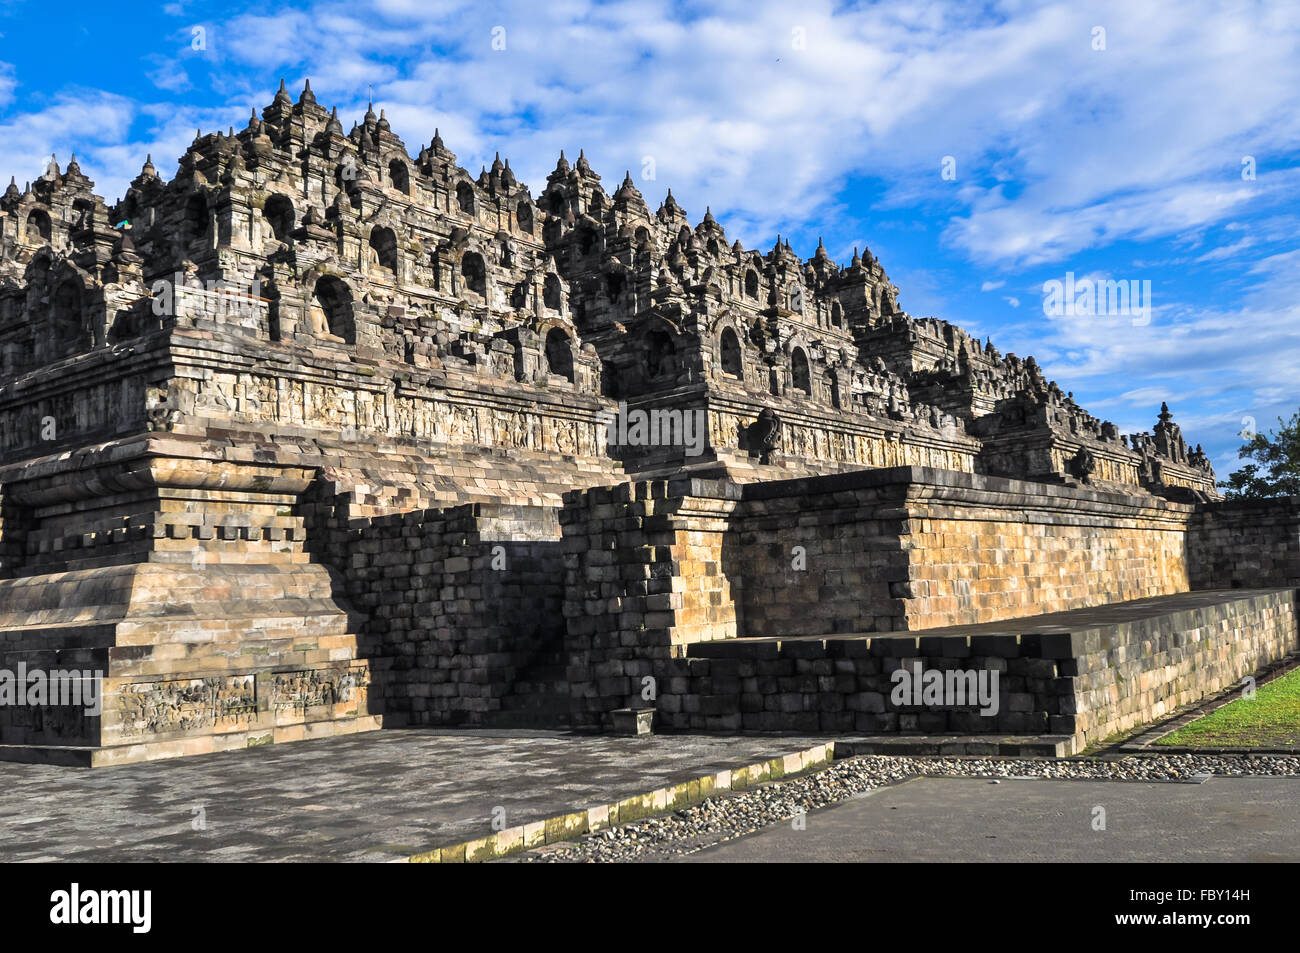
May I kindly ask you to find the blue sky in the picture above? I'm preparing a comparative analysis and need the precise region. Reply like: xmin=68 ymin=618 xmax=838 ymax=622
xmin=1 ymin=0 xmax=1297 ymax=475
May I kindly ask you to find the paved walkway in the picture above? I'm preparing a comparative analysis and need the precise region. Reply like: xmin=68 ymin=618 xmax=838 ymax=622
xmin=0 ymin=729 xmax=820 ymax=862
xmin=675 ymin=776 xmax=1300 ymax=862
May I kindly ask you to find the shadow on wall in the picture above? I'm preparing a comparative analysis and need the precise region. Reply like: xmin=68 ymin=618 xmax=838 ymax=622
xmin=300 ymin=480 xmax=569 ymax=727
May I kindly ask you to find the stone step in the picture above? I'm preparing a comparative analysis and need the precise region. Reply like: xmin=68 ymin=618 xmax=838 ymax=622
xmin=0 ymin=605 xmax=359 ymax=650
xmin=0 ymin=632 xmax=368 ymax=677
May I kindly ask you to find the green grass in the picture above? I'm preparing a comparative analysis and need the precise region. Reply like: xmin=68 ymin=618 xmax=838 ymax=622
xmin=1156 ymin=667 xmax=1300 ymax=748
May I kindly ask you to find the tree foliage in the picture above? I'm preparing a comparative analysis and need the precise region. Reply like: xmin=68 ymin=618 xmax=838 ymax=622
xmin=1219 ymin=411 xmax=1300 ymax=499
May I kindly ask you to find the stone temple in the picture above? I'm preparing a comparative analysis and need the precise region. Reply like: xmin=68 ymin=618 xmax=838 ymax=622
xmin=0 ymin=81 xmax=1294 ymax=765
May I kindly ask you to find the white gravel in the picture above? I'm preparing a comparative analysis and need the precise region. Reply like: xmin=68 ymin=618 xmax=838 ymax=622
xmin=518 ymin=753 xmax=1300 ymax=862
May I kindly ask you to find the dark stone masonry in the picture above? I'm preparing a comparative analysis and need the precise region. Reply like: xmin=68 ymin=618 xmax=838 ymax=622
xmin=0 ymin=82 xmax=1294 ymax=764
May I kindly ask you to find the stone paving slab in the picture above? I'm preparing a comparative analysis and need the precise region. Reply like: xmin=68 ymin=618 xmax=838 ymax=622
xmin=673 ymin=775 xmax=1300 ymax=863
xmin=0 ymin=728 xmax=828 ymax=862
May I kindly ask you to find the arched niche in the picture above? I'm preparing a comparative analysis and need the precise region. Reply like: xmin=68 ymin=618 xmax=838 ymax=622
xmin=791 ymin=347 xmax=811 ymax=395
xmin=25 ymin=208 xmax=52 ymax=245
xmin=388 ymin=159 xmax=410 ymax=195
xmin=544 ymin=326 xmax=574 ymax=382
xmin=461 ymin=251 xmax=487 ymax=297
xmin=719 ymin=326 xmax=743 ymax=378
xmin=263 ymin=194 xmax=295 ymax=243
xmin=543 ymin=273 xmax=562 ymax=311
xmin=456 ymin=181 xmax=476 ymax=215
xmin=646 ymin=327 xmax=676 ymax=378
xmin=369 ymin=226 xmax=398 ymax=276
xmin=51 ymin=278 xmax=90 ymax=357
xmin=313 ymin=275 xmax=355 ymax=344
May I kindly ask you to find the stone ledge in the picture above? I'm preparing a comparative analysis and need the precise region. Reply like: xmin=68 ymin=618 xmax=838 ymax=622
xmin=687 ymin=588 xmax=1296 ymax=656
xmin=832 ymin=734 xmax=1076 ymax=757
xmin=0 ymin=714 xmax=385 ymax=767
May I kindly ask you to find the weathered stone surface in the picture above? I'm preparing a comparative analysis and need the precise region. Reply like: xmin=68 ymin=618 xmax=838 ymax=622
xmin=0 ymin=84 xmax=1282 ymax=762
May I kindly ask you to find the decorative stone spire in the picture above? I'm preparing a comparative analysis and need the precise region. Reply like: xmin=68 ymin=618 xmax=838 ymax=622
xmin=274 ymin=78 xmax=292 ymax=104
xmin=376 ymin=109 xmax=390 ymax=133
xmin=325 ymin=106 xmax=343 ymax=136
xmin=0 ymin=175 xmax=19 ymax=212
xmin=555 ymin=150 xmax=570 ymax=174
xmin=432 ymin=128 xmax=445 ymax=152
xmin=131 ymin=153 xmax=160 ymax=189
xmin=299 ymin=78 xmax=316 ymax=106
xmin=575 ymin=148 xmax=590 ymax=174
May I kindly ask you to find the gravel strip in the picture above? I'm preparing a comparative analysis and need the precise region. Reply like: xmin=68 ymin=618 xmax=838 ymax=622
xmin=516 ymin=753 xmax=1300 ymax=863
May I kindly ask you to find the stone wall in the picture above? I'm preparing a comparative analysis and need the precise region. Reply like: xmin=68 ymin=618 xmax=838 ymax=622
xmin=553 ymin=469 xmax=1202 ymax=728
xmin=723 ymin=477 xmax=912 ymax=636
xmin=327 ymin=501 xmax=565 ymax=726
xmin=588 ymin=468 xmax=1196 ymax=641
xmin=1188 ymin=496 xmax=1300 ymax=590
xmin=306 ymin=470 xmax=1300 ymax=741
xmin=888 ymin=474 xmax=1193 ymax=629
xmin=656 ymin=588 xmax=1299 ymax=752
xmin=559 ymin=480 xmax=739 ymax=728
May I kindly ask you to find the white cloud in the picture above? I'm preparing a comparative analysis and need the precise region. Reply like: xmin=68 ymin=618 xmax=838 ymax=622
xmin=3 ymin=0 xmax=1298 ymax=264
xmin=193 ymin=0 xmax=1300 ymax=267
xmin=0 ymin=0 xmax=1292 ymax=465
xmin=989 ymin=242 xmax=1300 ymax=456
xmin=0 ymin=61 xmax=14 ymax=109
xmin=145 ymin=54 xmax=192 ymax=94
xmin=0 ymin=91 xmax=136 ymax=193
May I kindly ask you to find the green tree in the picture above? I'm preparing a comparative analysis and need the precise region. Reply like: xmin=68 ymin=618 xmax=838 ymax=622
xmin=1219 ymin=410 xmax=1300 ymax=499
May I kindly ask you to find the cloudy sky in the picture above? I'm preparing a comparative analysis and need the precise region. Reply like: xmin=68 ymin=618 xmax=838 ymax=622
xmin=1 ymin=0 xmax=1296 ymax=473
